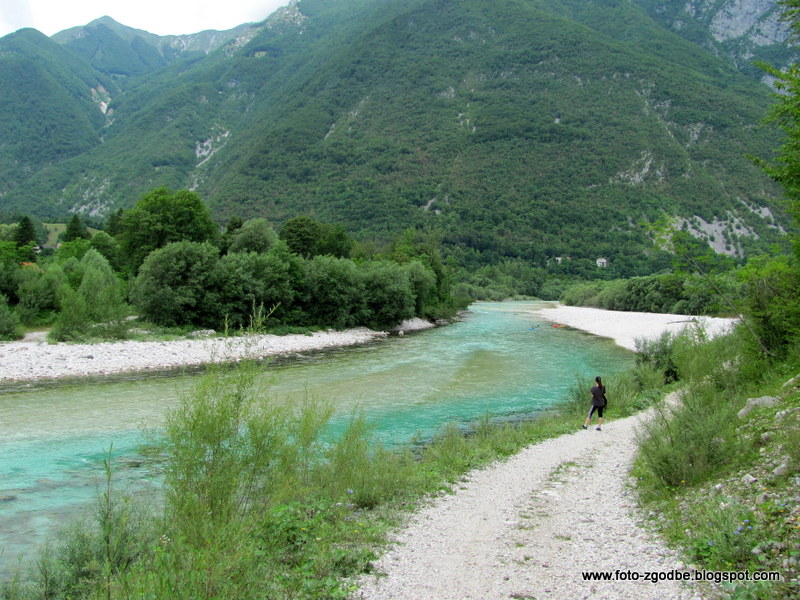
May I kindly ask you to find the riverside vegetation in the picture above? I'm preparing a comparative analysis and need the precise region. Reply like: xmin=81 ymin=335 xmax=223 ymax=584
xmin=0 ymin=195 xmax=469 ymax=343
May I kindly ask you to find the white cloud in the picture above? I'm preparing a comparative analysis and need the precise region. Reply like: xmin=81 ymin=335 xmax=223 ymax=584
xmin=0 ymin=0 xmax=288 ymax=38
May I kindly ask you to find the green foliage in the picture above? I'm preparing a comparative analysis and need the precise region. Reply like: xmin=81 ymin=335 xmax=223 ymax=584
xmin=637 ymin=382 xmax=746 ymax=489
xmin=49 ymin=286 xmax=90 ymax=342
xmin=13 ymin=216 xmax=36 ymax=247
xmin=561 ymin=271 xmax=739 ymax=315
xmin=226 ymin=218 xmax=278 ymax=255
xmin=14 ymin=264 xmax=59 ymax=325
xmin=54 ymin=239 xmax=91 ymax=263
xmin=216 ymin=248 xmax=300 ymax=329
xmin=88 ymin=231 xmax=122 ymax=271
xmin=0 ymin=292 xmax=22 ymax=340
xmin=130 ymin=241 xmax=222 ymax=327
xmin=302 ymin=255 xmax=364 ymax=329
xmin=359 ymin=260 xmax=415 ymax=329
xmin=124 ymin=221 xmax=461 ymax=330
xmin=119 ymin=188 xmax=218 ymax=272
xmin=48 ymin=250 xmax=127 ymax=341
xmin=62 ymin=214 xmax=90 ymax=242
xmin=738 ymin=255 xmax=800 ymax=360
xmin=280 ymin=215 xmax=324 ymax=258
xmin=403 ymin=260 xmax=437 ymax=316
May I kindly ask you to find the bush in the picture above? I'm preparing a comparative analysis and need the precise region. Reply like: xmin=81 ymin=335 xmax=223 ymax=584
xmin=49 ymin=286 xmax=89 ymax=342
xmin=636 ymin=390 xmax=744 ymax=489
xmin=14 ymin=265 xmax=59 ymax=325
xmin=359 ymin=261 xmax=415 ymax=329
xmin=0 ymin=292 xmax=22 ymax=340
xmin=227 ymin=218 xmax=279 ymax=255
xmin=217 ymin=250 xmax=298 ymax=329
xmin=737 ymin=255 xmax=800 ymax=360
xmin=130 ymin=242 xmax=222 ymax=327
xmin=302 ymin=255 xmax=365 ymax=329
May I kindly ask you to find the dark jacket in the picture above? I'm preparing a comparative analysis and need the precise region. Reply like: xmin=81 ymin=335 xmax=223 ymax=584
xmin=590 ymin=385 xmax=607 ymax=407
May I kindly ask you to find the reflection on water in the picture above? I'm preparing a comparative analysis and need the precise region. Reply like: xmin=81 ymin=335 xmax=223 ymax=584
xmin=0 ymin=302 xmax=633 ymax=572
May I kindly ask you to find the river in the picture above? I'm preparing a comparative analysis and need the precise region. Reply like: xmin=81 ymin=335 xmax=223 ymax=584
xmin=0 ymin=301 xmax=633 ymax=574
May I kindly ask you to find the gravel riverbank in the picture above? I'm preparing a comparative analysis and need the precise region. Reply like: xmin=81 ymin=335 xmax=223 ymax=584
xmin=533 ymin=303 xmax=736 ymax=351
xmin=0 ymin=318 xmax=436 ymax=383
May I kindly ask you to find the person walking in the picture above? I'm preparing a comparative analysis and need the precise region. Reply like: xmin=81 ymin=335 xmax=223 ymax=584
xmin=582 ymin=376 xmax=607 ymax=431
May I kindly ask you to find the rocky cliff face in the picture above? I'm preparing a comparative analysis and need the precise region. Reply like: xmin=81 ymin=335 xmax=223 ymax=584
xmin=641 ymin=0 xmax=794 ymax=78
xmin=685 ymin=0 xmax=787 ymax=45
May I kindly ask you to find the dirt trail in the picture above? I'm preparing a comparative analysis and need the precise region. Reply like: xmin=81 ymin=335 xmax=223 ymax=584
xmin=355 ymin=394 xmax=706 ymax=600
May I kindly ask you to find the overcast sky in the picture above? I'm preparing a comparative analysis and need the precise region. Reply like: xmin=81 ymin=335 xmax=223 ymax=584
xmin=0 ymin=0 xmax=290 ymax=38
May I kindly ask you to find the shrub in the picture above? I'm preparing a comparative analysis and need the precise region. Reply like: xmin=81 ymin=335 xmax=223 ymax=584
xmin=0 ymin=292 xmax=22 ymax=340
xmin=302 ymin=255 xmax=365 ymax=329
xmin=227 ymin=218 xmax=279 ymax=255
xmin=636 ymin=381 xmax=746 ymax=489
xmin=359 ymin=261 xmax=415 ymax=329
xmin=216 ymin=251 xmax=297 ymax=329
xmin=130 ymin=242 xmax=222 ymax=327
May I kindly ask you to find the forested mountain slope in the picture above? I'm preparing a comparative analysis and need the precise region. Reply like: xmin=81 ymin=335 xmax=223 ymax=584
xmin=0 ymin=0 xmax=792 ymax=270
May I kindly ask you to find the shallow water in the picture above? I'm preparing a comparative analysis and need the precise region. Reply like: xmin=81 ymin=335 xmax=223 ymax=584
xmin=0 ymin=301 xmax=633 ymax=572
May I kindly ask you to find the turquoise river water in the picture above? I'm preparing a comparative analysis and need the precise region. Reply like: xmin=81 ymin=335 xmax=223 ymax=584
xmin=0 ymin=301 xmax=633 ymax=573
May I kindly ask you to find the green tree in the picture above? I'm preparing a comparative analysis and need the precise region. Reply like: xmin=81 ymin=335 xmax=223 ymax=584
xmin=738 ymin=255 xmax=800 ymax=359
xmin=13 ymin=216 xmax=37 ymax=248
xmin=317 ymin=223 xmax=354 ymax=258
xmin=78 ymin=249 xmax=125 ymax=323
xmin=104 ymin=208 xmax=125 ymax=237
xmin=120 ymin=188 xmax=218 ymax=272
xmin=227 ymin=218 xmax=279 ymax=255
xmin=220 ymin=215 xmax=245 ymax=254
xmin=63 ymin=214 xmax=90 ymax=242
xmin=302 ymin=255 xmax=364 ymax=328
xmin=130 ymin=241 xmax=222 ymax=327
xmin=89 ymin=231 xmax=122 ymax=272
xmin=15 ymin=265 xmax=60 ymax=325
xmin=757 ymin=0 xmax=800 ymax=259
xmin=55 ymin=239 xmax=92 ymax=263
xmin=0 ymin=293 xmax=22 ymax=340
xmin=403 ymin=260 xmax=437 ymax=317
xmin=360 ymin=260 xmax=415 ymax=329
xmin=216 ymin=250 xmax=299 ymax=329
xmin=50 ymin=285 xmax=90 ymax=342
xmin=279 ymin=216 xmax=322 ymax=258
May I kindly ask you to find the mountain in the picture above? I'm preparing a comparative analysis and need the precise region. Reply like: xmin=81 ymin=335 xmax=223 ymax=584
xmin=51 ymin=16 xmax=268 ymax=79
xmin=0 ymin=29 xmax=108 ymax=195
xmin=0 ymin=0 xmax=794 ymax=271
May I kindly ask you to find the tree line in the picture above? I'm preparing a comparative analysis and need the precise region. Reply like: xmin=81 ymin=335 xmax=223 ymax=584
xmin=0 ymin=188 xmax=468 ymax=341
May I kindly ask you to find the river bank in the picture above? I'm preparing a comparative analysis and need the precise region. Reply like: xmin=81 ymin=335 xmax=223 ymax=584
xmin=533 ymin=303 xmax=737 ymax=351
xmin=0 ymin=318 xmax=436 ymax=383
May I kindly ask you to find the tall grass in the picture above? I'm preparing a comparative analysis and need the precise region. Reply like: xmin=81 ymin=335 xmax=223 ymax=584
xmin=635 ymin=326 xmax=754 ymax=494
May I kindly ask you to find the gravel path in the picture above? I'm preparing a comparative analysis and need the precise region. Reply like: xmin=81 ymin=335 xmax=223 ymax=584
xmin=355 ymin=394 xmax=707 ymax=600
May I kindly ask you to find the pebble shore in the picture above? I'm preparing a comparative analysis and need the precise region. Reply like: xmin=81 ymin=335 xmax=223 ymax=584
xmin=0 ymin=318 xmax=436 ymax=383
